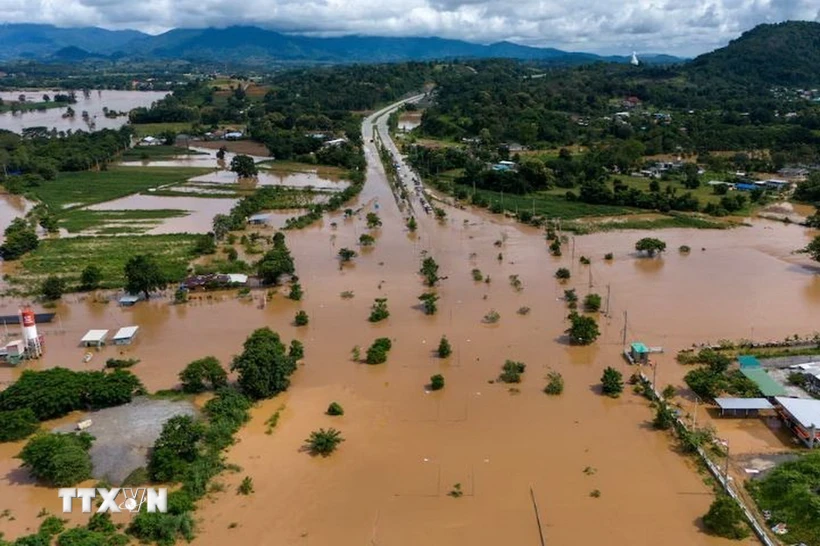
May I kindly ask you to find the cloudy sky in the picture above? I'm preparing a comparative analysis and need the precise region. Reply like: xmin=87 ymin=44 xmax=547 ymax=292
xmin=3 ymin=0 xmax=820 ymax=55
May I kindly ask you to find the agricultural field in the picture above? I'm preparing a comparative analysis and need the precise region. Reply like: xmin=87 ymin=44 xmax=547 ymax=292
xmin=120 ymin=146 xmax=207 ymax=161
xmin=58 ymin=209 xmax=190 ymax=234
xmin=128 ymin=122 xmax=196 ymax=138
xmin=32 ymin=166 xmax=212 ymax=210
xmin=13 ymin=234 xmax=203 ymax=291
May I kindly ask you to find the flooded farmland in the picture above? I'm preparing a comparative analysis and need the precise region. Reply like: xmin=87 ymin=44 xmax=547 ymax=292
xmin=1 ymin=107 xmax=818 ymax=545
xmin=0 ymin=90 xmax=168 ymax=133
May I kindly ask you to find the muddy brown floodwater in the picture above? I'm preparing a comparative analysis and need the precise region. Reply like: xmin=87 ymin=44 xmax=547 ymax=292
xmin=1 ymin=103 xmax=818 ymax=544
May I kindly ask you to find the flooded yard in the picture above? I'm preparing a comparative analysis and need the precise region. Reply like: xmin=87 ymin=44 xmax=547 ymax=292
xmin=86 ymin=194 xmax=238 ymax=234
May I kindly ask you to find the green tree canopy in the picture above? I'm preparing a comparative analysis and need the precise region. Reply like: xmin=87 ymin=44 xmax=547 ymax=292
xmin=179 ymin=357 xmax=228 ymax=394
xmin=124 ymin=254 xmax=167 ymax=299
xmin=230 ymin=154 xmax=258 ymax=177
xmin=18 ymin=432 xmax=94 ymax=486
xmin=0 ymin=217 xmax=39 ymax=260
xmin=148 ymin=415 xmax=205 ymax=483
xmin=702 ymin=496 xmax=749 ymax=539
xmin=566 ymin=312 xmax=600 ymax=345
xmin=231 ymin=328 xmax=297 ymax=400
xmin=635 ymin=237 xmax=667 ymax=257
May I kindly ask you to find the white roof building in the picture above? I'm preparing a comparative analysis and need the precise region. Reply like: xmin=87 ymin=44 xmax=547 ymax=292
xmin=81 ymin=329 xmax=109 ymax=347
xmin=112 ymin=326 xmax=139 ymax=345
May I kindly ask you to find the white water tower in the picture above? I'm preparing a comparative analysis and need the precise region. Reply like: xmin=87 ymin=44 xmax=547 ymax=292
xmin=18 ymin=307 xmax=42 ymax=358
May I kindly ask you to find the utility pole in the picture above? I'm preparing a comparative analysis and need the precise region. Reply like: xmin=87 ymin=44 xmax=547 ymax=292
xmin=652 ymin=359 xmax=658 ymax=386
xmin=622 ymin=310 xmax=628 ymax=350
xmin=588 ymin=267 xmax=593 ymax=290
xmin=571 ymin=236 xmax=576 ymax=262
xmin=605 ymin=284 xmax=611 ymax=316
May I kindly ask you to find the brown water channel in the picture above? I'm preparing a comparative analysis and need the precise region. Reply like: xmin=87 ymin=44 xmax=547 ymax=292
xmin=0 ymin=102 xmax=816 ymax=544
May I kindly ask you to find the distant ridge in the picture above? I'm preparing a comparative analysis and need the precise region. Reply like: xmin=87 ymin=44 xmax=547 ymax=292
xmin=0 ymin=23 xmax=684 ymax=65
xmin=687 ymin=21 xmax=820 ymax=85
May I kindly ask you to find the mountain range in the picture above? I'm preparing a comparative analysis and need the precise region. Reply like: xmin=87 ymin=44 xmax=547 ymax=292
xmin=0 ymin=23 xmax=680 ymax=65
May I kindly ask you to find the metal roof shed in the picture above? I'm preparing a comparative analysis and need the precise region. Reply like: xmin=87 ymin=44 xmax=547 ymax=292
xmin=715 ymin=397 xmax=774 ymax=416
xmin=112 ymin=326 xmax=139 ymax=345
xmin=740 ymin=368 xmax=787 ymax=397
xmin=738 ymin=355 xmax=761 ymax=369
xmin=81 ymin=329 xmax=108 ymax=347
xmin=775 ymin=397 xmax=820 ymax=431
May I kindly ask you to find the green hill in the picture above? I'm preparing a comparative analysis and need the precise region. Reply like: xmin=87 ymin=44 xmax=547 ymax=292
xmin=688 ymin=21 xmax=820 ymax=86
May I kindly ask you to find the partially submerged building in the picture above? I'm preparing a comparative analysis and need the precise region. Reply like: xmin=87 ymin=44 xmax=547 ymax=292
xmin=112 ymin=326 xmax=139 ymax=346
xmin=714 ymin=397 xmax=774 ymax=417
xmin=81 ymin=329 xmax=109 ymax=347
xmin=775 ymin=397 xmax=820 ymax=448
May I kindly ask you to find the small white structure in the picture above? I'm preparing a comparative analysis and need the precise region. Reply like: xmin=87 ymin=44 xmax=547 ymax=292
xmin=112 ymin=326 xmax=139 ymax=345
xmin=81 ymin=329 xmax=109 ymax=347
xmin=76 ymin=419 xmax=93 ymax=431
xmin=323 ymin=138 xmax=347 ymax=147
xmin=139 ymin=136 xmax=160 ymax=146
xmin=224 ymin=131 xmax=244 ymax=140
xmin=226 ymin=274 xmax=249 ymax=284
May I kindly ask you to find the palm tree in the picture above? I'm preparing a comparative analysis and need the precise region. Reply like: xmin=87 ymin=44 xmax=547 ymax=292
xmin=304 ymin=428 xmax=345 ymax=457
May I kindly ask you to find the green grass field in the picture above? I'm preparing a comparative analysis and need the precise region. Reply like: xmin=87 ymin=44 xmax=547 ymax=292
xmin=59 ymin=209 xmax=189 ymax=234
xmin=121 ymin=146 xmax=206 ymax=161
xmin=128 ymin=123 xmax=196 ymax=138
xmin=32 ymin=166 xmax=211 ymax=210
xmin=14 ymin=234 xmax=201 ymax=291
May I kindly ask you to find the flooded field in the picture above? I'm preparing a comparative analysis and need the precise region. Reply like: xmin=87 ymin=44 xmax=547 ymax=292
xmin=86 ymin=194 xmax=238 ymax=234
xmin=398 ymin=111 xmax=422 ymax=132
xmin=189 ymin=168 xmax=349 ymax=192
xmin=0 ymin=191 xmax=34 ymax=239
xmin=120 ymin=146 xmax=270 ymax=169
xmin=1 ymin=105 xmax=818 ymax=544
xmin=0 ymin=90 xmax=168 ymax=133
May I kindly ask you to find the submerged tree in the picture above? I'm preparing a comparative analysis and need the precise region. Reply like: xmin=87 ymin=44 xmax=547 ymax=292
xmin=702 ymin=496 xmax=749 ymax=539
xmin=437 ymin=336 xmax=452 ymax=358
xmin=304 ymin=428 xmax=344 ymax=457
xmin=231 ymin=328 xmax=297 ymax=400
xmin=366 ymin=212 xmax=382 ymax=229
xmin=179 ymin=356 xmax=227 ymax=394
xmin=566 ymin=312 xmax=600 ymax=345
xmin=420 ymin=256 xmax=440 ymax=286
xmin=19 ymin=432 xmax=94 ymax=487
xmin=601 ymin=367 xmax=624 ymax=397
xmin=635 ymin=237 xmax=667 ymax=257
xmin=230 ymin=154 xmax=258 ymax=178
xmin=418 ymin=292 xmax=439 ymax=315
xmin=338 ymin=247 xmax=357 ymax=263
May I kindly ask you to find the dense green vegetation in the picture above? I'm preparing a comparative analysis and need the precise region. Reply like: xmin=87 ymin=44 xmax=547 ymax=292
xmin=0 ymin=368 xmax=144 ymax=421
xmin=231 ymin=327 xmax=298 ymax=400
xmin=179 ymin=357 xmax=228 ymax=394
xmin=748 ymin=452 xmax=820 ymax=545
xmin=683 ymin=349 xmax=759 ymax=400
xmin=600 ymin=367 xmax=624 ymax=397
xmin=18 ymin=432 xmax=94 ymax=487
xmin=0 ymin=408 xmax=39 ymax=442
xmin=702 ymin=496 xmax=750 ymax=540
xmin=10 ymin=234 xmax=202 ymax=293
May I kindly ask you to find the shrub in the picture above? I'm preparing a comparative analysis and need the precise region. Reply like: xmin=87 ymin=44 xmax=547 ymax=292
xmin=127 ymin=511 xmax=195 ymax=545
xmin=427 ymin=374 xmax=445 ymax=391
xmin=662 ymin=385 xmax=676 ymax=399
xmin=294 ymin=310 xmax=309 ymax=326
xmin=583 ymin=293 xmax=602 ymax=312
xmin=366 ymin=337 xmax=392 ymax=365
xmin=579 ymin=256 xmax=590 ymax=265
xmin=566 ymin=313 xmax=600 ymax=345
xmin=549 ymin=240 xmax=562 ymax=256
xmin=564 ymin=289 xmax=578 ymax=304
xmin=338 ymin=248 xmax=357 ymax=262
xmin=366 ymin=212 xmax=382 ymax=229
xmin=237 ymin=476 xmax=254 ymax=495
xmin=0 ymin=408 xmax=39 ymax=442
xmin=555 ymin=268 xmax=571 ymax=280
xmin=635 ymin=237 xmax=667 ymax=257
xmin=604 ymin=253 xmax=613 ymax=260
xmin=368 ymin=298 xmax=390 ymax=322
xmin=544 ymin=371 xmax=564 ymax=395
xmin=437 ymin=336 xmax=452 ymax=358
xmin=105 ymin=358 xmax=139 ymax=369
xmin=340 ymin=290 xmax=355 ymax=299
xmin=653 ymin=403 xmax=676 ymax=430
xmin=359 ymin=234 xmax=375 ymax=247
xmin=508 ymin=274 xmax=523 ymax=291
xmin=499 ymin=360 xmax=526 ymax=384
xmin=420 ymin=256 xmax=440 ymax=286
xmin=448 ymin=483 xmax=464 ymax=498
xmin=179 ymin=357 xmax=227 ymax=394
xmin=288 ymin=282 xmax=303 ymax=301
xmin=304 ymin=428 xmax=344 ymax=456
xmin=679 ymin=245 xmax=691 ymax=254
xmin=517 ymin=306 xmax=531 ymax=315
xmin=326 ymin=402 xmax=344 ymax=416
xmin=418 ymin=292 xmax=439 ymax=315
xmin=289 ymin=340 xmax=304 ymax=360
xmin=174 ymin=287 xmax=188 ymax=304
xmin=702 ymin=496 xmax=749 ymax=539
xmin=483 ymin=309 xmax=500 ymax=324
xmin=601 ymin=367 xmax=624 ymax=397
xmin=41 ymin=275 xmax=66 ymax=300
xmin=471 ymin=269 xmax=483 ymax=281
xmin=18 ymin=432 xmax=93 ymax=486
xmin=80 ymin=265 xmax=103 ymax=290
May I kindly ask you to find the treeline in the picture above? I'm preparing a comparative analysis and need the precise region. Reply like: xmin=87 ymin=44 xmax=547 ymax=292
xmin=0 ymin=126 xmax=132 ymax=185
xmin=418 ymin=59 xmax=820 ymax=163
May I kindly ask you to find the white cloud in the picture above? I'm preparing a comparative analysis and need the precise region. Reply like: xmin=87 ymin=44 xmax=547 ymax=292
xmin=3 ymin=0 xmax=820 ymax=55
